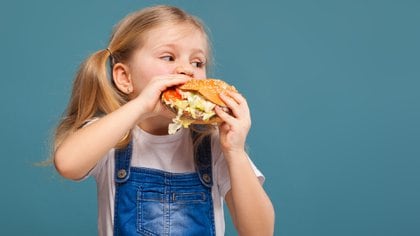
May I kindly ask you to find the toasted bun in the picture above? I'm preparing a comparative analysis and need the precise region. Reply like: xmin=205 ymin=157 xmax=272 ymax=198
xmin=179 ymin=78 xmax=237 ymax=107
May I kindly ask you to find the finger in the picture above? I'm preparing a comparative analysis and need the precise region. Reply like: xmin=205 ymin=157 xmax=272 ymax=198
xmin=163 ymin=74 xmax=192 ymax=81
xmin=223 ymin=90 xmax=247 ymax=106
xmin=218 ymin=122 xmax=231 ymax=134
xmin=219 ymin=92 xmax=239 ymax=108
xmin=163 ymin=74 xmax=192 ymax=84
xmin=219 ymin=93 xmax=243 ymax=118
xmin=156 ymin=75 xmax=191 ymax=92
xmin=215 ymin=106 xmax=236 ymax=124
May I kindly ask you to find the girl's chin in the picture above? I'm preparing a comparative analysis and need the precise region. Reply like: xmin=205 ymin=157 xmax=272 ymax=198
xmin=161 ymin=109 xmax=176 ymax=119
xmin=138 ymin=116 xmax=174 ymax=135
xmin=143 ymin=110 xmax=175 ymax=125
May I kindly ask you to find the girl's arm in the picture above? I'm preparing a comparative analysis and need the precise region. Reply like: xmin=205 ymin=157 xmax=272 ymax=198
xmin=54 ymin=75 xmax=189 ymax=180
xmin=54 ymin=98 xmax=144 ymax=180
xmin=224 ymin=152 xmax=274 ymax=236
xmin=215 ymin=91 xmax=275 ymax=236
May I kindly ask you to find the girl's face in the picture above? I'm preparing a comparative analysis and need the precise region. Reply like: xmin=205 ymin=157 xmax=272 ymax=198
xmin=128 ymin=23 xmax=208 ymax=96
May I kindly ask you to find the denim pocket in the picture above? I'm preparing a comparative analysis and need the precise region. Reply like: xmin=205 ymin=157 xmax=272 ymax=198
xmin=137 ymin=188 xmax=164 ymax=236
xmin=170 ymin=190 xmax=213 ymax=235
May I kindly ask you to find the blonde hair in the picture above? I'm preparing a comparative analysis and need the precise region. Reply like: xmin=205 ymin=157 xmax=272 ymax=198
xmin=53 ymin=5 xmax=214 ymax=155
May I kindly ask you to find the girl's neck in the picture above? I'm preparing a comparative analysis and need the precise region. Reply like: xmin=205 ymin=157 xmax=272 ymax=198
xmin=138 ymin=116 xmax=172 ymax=135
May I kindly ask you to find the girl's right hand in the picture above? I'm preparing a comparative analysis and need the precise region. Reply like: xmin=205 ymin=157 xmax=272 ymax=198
xmin=133 ymin=74 xmax=191 ymax=121
xmin=55 ymin=74 xmax=190 ymax=180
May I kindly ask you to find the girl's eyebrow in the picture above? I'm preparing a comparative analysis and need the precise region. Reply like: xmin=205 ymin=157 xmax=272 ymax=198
xmin=151 ymin=44 xmax=175 ymax=52
xmin=152 ymin=44 xmax=207 ymax=57
xmin=191 ymin=48 xmax=206 ymax=56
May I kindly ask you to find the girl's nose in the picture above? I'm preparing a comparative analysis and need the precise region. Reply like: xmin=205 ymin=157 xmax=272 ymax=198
xmin=174 ymin=65 xmax=194 ymax=77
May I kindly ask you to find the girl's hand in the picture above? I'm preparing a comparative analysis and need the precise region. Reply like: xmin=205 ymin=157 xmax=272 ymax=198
xmin=215 ymin=90 xmax=251 ymax=156
xmin=134 ymin=74 xmax=190 ymax=120
xmin=215 ymin=91 xmax=276 ymax=235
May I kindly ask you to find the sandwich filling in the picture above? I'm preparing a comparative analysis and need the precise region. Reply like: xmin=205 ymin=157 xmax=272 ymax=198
xmin=163 ymin=89 xmax=217 ymax=134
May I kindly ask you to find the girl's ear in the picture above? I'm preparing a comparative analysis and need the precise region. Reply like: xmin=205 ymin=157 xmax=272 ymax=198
xmin=112 ymin=62 xmax=133 ymax=94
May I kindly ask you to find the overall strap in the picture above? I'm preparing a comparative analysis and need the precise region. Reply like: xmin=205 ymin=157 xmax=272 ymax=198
xmin=191 ymin=131 xmax=213 ymax=188
xmin=114 ymin=141 xmax=133 ymax=183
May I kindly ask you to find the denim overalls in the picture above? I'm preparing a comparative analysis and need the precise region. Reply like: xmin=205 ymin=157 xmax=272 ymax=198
xmin=113 ymin=133 xmax=216 ymax=236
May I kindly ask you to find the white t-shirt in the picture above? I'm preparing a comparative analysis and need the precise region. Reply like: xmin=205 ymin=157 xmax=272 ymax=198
xmin=86 ymin=126 xmax=264 ymax=236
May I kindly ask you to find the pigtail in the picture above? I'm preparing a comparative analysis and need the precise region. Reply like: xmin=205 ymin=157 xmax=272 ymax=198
xmin=72 ymin=50 xmax=123 ymax=127
xmin=53 ymin=49 xmax=125 ymax=153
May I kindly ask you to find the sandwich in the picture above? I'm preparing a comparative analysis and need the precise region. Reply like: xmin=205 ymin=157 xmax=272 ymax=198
xmin=161 ymin=78 xmax=237 ymax=134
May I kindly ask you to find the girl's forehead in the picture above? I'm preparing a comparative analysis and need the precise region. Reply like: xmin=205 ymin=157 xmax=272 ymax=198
xmin=142 ymin=23 xmax=208 ymax=52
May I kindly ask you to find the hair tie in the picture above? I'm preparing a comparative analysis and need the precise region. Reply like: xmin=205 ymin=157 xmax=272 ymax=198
xmin=106 ymin=48 xmax=115 ymax=68
xmin=106 ymin=48 xmax=113 ymax=57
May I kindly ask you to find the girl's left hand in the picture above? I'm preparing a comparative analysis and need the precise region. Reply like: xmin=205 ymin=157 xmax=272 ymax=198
xmin=215 ymin=90 xmax=251 ymax=156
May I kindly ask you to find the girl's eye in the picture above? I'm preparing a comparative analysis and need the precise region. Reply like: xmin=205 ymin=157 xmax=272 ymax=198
xmin=192 ymin=61 xmax=205 ymax=68
xmin=161 ymin=55 xmax=174 ymax=61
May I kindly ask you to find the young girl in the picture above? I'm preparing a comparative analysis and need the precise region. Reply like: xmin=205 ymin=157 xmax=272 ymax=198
xmin=53 ymin=5 xmax=274 ymax=236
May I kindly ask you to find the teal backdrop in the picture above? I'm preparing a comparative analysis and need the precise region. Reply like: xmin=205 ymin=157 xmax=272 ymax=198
xmin=1 ymin=0 xmax=419 ymax=235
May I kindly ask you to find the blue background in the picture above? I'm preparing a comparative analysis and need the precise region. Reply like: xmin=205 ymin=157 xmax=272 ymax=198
xmin=1 ymin=0 xmax=419 ymax=235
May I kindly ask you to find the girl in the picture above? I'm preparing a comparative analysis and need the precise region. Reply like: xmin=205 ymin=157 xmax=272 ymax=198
xmin=53 ymin=5 xmax=274 ymax=236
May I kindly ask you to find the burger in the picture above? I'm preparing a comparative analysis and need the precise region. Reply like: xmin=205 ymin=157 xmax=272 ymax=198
xmin=161 ymin=78 xmax=237 ymax=134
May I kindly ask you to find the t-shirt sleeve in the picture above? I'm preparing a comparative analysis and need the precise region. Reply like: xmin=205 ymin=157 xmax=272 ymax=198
xmin=83 ymin=151 xmax=110 ymax=180
xmin=212 ymin=138 xmax=265 ymax=198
